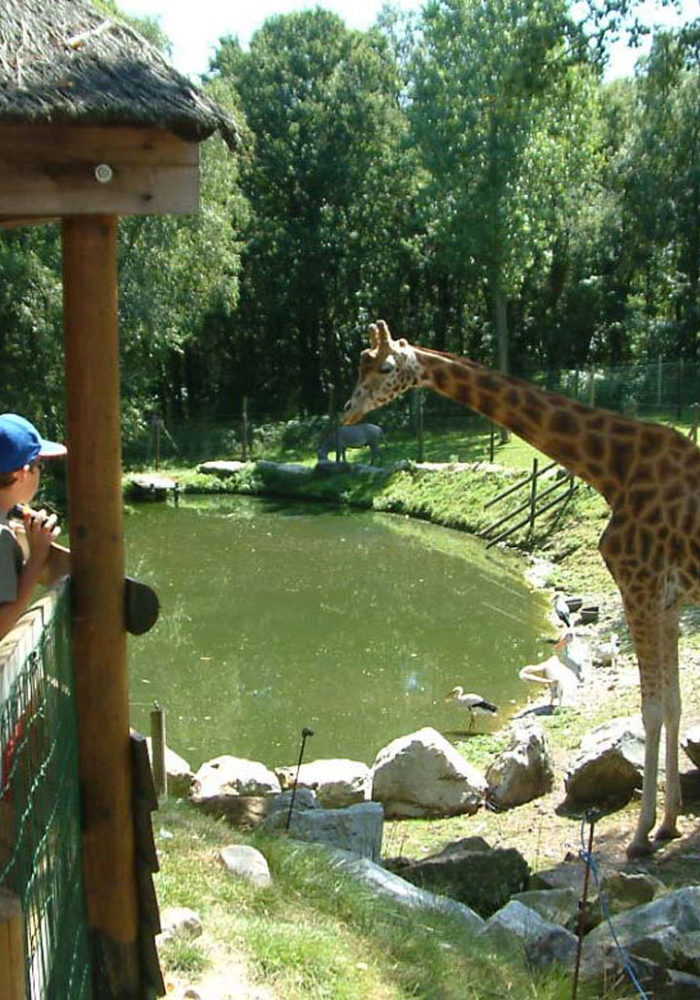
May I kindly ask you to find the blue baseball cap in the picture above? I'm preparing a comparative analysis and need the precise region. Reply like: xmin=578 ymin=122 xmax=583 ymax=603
xmin=0 ymin=413 xmax=66 ymax=474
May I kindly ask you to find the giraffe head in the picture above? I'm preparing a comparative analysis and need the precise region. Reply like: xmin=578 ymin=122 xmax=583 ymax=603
xmin=343 ymin=320 xmax=421 ymax=424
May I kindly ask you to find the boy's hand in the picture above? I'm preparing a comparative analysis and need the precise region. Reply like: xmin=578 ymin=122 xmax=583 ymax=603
xmin=23 ymin=507 xmax=61 ymax=565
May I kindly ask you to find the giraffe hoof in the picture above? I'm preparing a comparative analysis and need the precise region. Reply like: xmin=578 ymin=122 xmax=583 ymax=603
xmin=654 ymin=824 xmax=681 ymax=843
xmin=626 ymin=839 xmax=653 ymax=859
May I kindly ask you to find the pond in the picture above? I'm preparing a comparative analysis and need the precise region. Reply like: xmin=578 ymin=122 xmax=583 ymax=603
xmin=125 ymin=495 xmax=551 ymax=772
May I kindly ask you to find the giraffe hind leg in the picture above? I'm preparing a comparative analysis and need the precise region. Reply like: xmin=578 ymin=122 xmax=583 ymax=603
xmin=655 ymin=605 xmax=682 ymax=842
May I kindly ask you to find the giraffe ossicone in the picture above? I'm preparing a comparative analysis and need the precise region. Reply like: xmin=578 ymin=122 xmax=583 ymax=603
xmin=344 ymin=319 xmax=700 ymax=858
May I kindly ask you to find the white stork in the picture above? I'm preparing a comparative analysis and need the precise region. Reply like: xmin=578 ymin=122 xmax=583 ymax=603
xmin=444 ymin=687 xmax=498 ymax=730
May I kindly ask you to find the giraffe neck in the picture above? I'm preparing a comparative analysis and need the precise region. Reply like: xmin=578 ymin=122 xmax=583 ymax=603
xmin=412 ymin=346 xmax=671 ymax=504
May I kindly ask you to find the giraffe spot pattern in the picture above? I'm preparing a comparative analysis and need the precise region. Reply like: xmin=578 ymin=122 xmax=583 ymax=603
xmin=549 ymin=409 xmax=580 ymax=437
xmin=609 ymin=439 xmax=635 ymax=482
xmin=582 ymin=433 xmax=604 ymax=461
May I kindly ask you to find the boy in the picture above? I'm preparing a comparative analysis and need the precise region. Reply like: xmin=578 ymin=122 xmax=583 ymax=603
xmin=0 ymin=413 xmax=66 ymax=641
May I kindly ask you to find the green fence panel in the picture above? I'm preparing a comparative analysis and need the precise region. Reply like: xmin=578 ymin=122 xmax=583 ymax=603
xmin=0 ymin=585 xmax=93 ymax=1000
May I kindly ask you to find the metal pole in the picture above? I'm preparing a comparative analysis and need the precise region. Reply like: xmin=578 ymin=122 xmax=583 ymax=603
xmin=285 ymin=728 xmax=314 ymax=831
xmin=572 ymin=815 xmax=596 ymax=1000
xmin=528 ymin=457 xmax=538 ymax=535
xmin=150 ymin=701 xmax=167 ymax=799
xmin=241 ymin=397 xmax=249 ymax=461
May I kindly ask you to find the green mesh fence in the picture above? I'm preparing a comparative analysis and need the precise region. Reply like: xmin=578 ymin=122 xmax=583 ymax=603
xmin=0 ymin=584 xmax=93 ymax=1000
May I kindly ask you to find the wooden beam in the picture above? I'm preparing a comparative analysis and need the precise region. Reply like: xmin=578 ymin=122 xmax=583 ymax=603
xmin=62 ymin=216 xmax=140 ymax=996
xmin=0 ymin=889 xmax=26 ymax=1000
xmin=0 ymin=124 xmax=199 ymax=217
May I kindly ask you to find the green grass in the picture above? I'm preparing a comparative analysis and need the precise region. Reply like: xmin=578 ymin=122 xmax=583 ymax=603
xmin=154 ymin=800 xmax=585 ymax=1000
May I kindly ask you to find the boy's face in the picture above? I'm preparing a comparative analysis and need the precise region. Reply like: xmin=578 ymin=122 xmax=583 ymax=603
xmin=10 ymin=462 xmax=41 ymax=505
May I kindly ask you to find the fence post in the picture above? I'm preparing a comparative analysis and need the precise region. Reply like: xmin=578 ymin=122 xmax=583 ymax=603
xmin=489 ymin=422 xmax=495 ymax=463
xmin=414 ymin=390 xmax=424 ymax=462
xmin=529 ymin=458 xmax=538 ymax=534
xmin=588 ymin=366 xmax=595 ymax=406
xmin=150 ymin=703 xmax=167 ymax=799
xmin=690 ymin=402 xmax=700 ymax=443
xmin=241 ymin=397 xmax=249 ymax=461
xmin=0 ymin=889 xmax=27 ymax=1000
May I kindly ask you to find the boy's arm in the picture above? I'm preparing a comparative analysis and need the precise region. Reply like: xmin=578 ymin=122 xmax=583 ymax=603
xmin=0 ymin=512 xmax=60 ymax=641
xmin=0 ymin=554 xmax=49 ymax=640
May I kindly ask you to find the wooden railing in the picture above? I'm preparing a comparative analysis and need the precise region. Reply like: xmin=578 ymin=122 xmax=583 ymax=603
xmin=480 ymin=458 xmax=577 ymax=549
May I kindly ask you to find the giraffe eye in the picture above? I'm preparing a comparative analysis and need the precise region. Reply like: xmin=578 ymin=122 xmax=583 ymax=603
xmin=379 ymin=358 xmax=395 ymax=374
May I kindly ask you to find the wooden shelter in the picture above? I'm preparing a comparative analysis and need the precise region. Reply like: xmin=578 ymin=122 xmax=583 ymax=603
xmin=0 ymin=1 xmax=240 ymax=996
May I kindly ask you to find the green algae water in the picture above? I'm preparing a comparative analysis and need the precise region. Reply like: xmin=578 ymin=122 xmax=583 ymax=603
xmin=125 ymin=496 xmax=551 ymax=770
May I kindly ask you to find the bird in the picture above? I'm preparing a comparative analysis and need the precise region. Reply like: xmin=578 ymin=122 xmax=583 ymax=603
xmin=553 ymin=591 xmax=572 ymax=628
xmin=444 ymin=687 xmax=498 ymax=730
xmin=595 ymin=632 xmax=621 ymax=668
xmin=554 ymin=630 xmax=590 ymax=681
xmin=519 ymin=653 xmax=580 ymax=708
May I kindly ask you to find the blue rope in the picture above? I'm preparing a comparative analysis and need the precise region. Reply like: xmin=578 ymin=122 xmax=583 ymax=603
xmin=579 ymin=816 xmax=650 ymax=999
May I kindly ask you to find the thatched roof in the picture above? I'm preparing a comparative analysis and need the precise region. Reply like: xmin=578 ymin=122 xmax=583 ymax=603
xmin=0 ymin=0 xmax=241 ymax=148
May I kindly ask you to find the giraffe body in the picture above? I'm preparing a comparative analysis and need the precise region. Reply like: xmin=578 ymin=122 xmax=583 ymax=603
xmin=344 ymin=320 xmax=700 ymax=856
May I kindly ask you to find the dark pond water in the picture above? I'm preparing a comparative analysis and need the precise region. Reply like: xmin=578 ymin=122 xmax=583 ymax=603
xmin=125 ymin=496 xmax=551 ymax=771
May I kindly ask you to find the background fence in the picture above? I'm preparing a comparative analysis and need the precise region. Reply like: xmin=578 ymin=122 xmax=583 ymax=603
xmin=124 ymin=357 xmax=700 ymax=468
xmin=0 ymin=585 xmax=93 ymax=1000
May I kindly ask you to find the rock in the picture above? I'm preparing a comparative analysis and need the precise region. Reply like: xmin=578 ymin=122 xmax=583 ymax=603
xmin=600 ymin=870 xmax=667 ymax=916
xmin=190 ymin=755 xmax=281 ymax=819
xmin=158 ymin=906 xmax=202 ymax=943
xmin=391 ymin=838 xmax=529 ymax=918
xmin=145 ymin=738 xmax=194 ymax=798
xmin=275 ymin=758 xmax=372 ymax=808
xmin=564 ymin=716 xmax=648 ymax=808
xmin=682 ymin=724 xmax=700 ymax=768
xmin=478 ymin=900 xmax=578 ymax=969
xmin=371 ymin=727 xmax=486 ymax=819
xmin=511 ymin=887 xmax=582 ymax=934
xmin=581 ymin=886 xmax=700 ymax=989
xmin=486 ymin=721 xmax=554 ymax=808
xmin=265 ymin=796 xmax=384 ymax=860
xmin=331 ymin=851 xmax=484 ymax=934
xmin=220 ymin=845 xmax=271 ymax=888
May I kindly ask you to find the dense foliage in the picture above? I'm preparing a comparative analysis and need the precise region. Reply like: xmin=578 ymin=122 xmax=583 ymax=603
xmin=0 ymin=0 xmax=697 ymax=438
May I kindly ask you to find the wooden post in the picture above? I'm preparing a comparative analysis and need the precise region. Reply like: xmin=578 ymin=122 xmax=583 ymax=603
xmin=529 ymin=457 xmax=538 ymax=535
xmin=150 ymin=703 xmax=167 ymax=799
xmin=62 ymin=216 xmax=140 ymax=996
xmin=415 ymin=390 xmax=424 ymax=462
xmin=0 ymin=889 xmax=26 ymax=1000
xmin=689 ymin=402 xmax=700 ymax=443
xmin=241 ymin=396 xmax=249 ymax=461
xmin=489 ymin=422 xmax=495 ymax=463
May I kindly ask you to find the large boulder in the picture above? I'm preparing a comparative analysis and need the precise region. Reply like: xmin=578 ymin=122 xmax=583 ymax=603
xmin=564 ymin=717 xmax=648 ymax=809
xmin=478 ymin=900 xmax=578 ymax=969
xmin=390 ymin=837 xmax=529 ymax=918
xmin=372 ymin=727 xmax=486 ymax=819
xmin=265 ymin=791 xmax=384 ymax=861
xmin=275 ymin=758 xmax=372 ymax=808
xmin=486 ymin=721 xmax=554 ymax=808
xmin=581 ymin=886 xmax=700 ymax=991
xmin=190 ymin=755 xmax=281 ymax=821
xmin=331 ymin=851 xmax=484 ymax=934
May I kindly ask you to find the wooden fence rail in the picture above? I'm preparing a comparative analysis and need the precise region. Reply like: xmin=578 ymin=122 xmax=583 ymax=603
xmin=481 ymin=458 xmax=576 ymax=549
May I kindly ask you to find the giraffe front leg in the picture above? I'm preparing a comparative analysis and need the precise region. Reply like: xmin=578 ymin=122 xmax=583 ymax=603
xmin=628 ymin=695 xmax=663 ymax=858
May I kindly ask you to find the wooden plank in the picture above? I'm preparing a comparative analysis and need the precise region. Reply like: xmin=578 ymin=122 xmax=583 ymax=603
xmin=0 ymin=889 xmax=26 ymax=1000
xmin=62 ymin=215 xmax=140 ymax=994
xmin=0 ymin=124 xmax=199 ymax=217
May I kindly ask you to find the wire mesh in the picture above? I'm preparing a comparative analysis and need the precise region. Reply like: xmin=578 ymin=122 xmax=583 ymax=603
xmin=0 ymin=585 xmax=93 ymax=1000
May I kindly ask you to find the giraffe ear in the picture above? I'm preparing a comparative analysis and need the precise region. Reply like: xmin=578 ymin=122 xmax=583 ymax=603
xmin=397 ymin=338 xmax=408 ymax=347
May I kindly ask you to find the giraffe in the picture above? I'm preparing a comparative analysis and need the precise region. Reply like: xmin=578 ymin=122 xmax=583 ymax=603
xmin=343 ymin=319 xmax=700 ymax=858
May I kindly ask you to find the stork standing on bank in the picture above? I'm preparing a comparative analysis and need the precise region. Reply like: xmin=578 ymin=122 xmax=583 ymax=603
xmin=444 ymin=687 xmax=498 ymax=730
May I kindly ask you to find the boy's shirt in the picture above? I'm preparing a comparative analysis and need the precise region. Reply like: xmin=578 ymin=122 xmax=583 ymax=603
xmin=0 ymin=512 xmax=23 ymax=604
